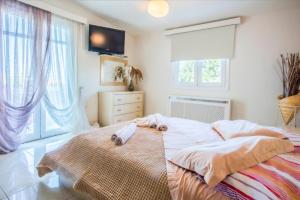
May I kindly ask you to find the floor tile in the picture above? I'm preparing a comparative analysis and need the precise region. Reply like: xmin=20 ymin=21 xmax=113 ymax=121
xmin=0 ymin=150 xmax=36 ymax=195
xmin=0 ymin=133 xmax=75 ymax=199
xmin=0 ymin=187 xmax=8 ymax=200
xmin=7 ymin=182 xmax=73 ymax=200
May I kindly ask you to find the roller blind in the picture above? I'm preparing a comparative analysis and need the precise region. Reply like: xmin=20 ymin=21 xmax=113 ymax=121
xmin=170 ymin=25 xmax=236 ymax=61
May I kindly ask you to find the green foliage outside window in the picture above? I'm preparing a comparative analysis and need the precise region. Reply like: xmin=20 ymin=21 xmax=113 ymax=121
xmin=176 ymin=59 xmax=225 ymax=86
xmin=201 ymin=60 xmax=222 ymax=83
xmin=178 ymin=61 xmax=195 ymax=83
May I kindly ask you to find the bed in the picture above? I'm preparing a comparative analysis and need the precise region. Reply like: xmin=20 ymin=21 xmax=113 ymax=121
xmin=37 ymin=117 xmax=300 ymax=200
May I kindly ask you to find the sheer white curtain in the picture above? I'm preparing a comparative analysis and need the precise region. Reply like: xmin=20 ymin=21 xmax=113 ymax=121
xmin=43 ymin=15 xmax=90 ymax=132
xmin=0 ymin=0 xmax=51 ymax=153
xmin=0 ymin=1 xmax=89 ymax=153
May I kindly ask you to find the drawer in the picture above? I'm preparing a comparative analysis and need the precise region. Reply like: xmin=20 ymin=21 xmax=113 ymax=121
xmin=113 ymin=112 xmax=143 ymax=124
xmin=113 ymin=102 xmax=143 ymax=115
xmin=113 ymin=93 xmax=143 ymax=105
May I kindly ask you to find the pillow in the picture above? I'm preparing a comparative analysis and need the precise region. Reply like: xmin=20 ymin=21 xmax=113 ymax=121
xmin=212 ymin=120 xmax=286 ymax=140
xmin=170 ymin=136 xmax=294 ymax=187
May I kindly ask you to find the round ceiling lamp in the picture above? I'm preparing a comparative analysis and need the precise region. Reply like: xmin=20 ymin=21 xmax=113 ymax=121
xmin=147 ymin=0 xmax=169 ymax=18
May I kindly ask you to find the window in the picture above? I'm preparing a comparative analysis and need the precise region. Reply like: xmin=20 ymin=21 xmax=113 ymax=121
xmin=173 ymin=59 xmax=229 ymax=89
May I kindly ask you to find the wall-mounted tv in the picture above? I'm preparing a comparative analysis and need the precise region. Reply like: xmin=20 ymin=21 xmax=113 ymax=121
xmin=88 ymin=25 xmax=125 ymax=55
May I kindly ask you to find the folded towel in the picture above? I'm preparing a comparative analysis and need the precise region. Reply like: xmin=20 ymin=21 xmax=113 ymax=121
xmin=154 ymin=114 xmax=168 ymax=131
xmin=135 ymin=116 xmax=152 ymax=127
xmin=134 ymin=115 xmax=157 ymax=128
xmin=135 ymin=113 xmax=168 ymax=131
xmin=148 ymin=115 xmax=158 ymax=129
xmin=112 ymin=123 xmax=137 ymax=145
xmin=135 ymin=115 xmax=153 ymax=127
xmin=157 ymin=123 xmax=168 ymax=131
xmin=134 ymin=119 xmax=149 ymax=127
xmin=111 ymin=134 xmax=117 ymax=142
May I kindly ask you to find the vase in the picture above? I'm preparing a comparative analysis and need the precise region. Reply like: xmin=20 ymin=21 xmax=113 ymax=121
xmin=128 ymin=80 xmax=134 ymax=91
xmin=278 ymin=92 xmax=300 ymax=125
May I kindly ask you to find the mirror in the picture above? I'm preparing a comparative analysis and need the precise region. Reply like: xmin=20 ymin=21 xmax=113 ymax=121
xmin=100 ymin=55 xmax=128 ymax=86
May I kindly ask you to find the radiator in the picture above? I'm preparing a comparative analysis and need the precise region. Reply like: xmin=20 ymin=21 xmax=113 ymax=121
xmin=169 ymin=95 xmax=231 ymax=123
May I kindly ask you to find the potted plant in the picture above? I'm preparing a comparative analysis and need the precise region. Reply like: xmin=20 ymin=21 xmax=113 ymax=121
xmin=127 ymin=66 xmax=143 ymax=91
xmin=278 ymin=53 xmax=300 ymax=125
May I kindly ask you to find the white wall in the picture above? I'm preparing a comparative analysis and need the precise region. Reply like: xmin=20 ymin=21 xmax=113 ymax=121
xmin=136 ymin=8 xmax=300 ymax=126
xmin=42 ymin=0 xmax=138 ymax=125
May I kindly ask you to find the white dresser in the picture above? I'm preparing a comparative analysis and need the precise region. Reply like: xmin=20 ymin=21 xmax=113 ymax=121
xmin=98 ymin=91 xmax=144 ymax=126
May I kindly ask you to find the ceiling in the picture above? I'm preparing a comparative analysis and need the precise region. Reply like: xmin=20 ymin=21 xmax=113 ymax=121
xmin=75 ymin=0 xmax=300 ymax=34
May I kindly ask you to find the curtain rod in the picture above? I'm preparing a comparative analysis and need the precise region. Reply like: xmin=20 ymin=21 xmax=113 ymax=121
xmin=17 ymin=0 xmax=88 ymax=24
xmin=164 ymin=17 xmax=241 ymax=36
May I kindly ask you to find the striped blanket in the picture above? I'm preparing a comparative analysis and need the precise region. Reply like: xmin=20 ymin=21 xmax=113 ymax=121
xmin=163 ymin=117 xmax=300 ymax=200
xmin=214 ymin=133 xmax=300 ymax=200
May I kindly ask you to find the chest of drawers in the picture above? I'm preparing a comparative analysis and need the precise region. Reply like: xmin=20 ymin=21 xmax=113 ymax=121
xmin=98 ymin=91 xmax=144 ymax=126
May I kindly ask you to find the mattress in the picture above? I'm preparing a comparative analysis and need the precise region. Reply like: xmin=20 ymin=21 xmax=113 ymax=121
xmin=37 ymin=118 xmax=300 ymax=200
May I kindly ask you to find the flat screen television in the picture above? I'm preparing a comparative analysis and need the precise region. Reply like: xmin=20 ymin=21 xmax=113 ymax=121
xmin=88 ymin=25 xmax=125 ymax=55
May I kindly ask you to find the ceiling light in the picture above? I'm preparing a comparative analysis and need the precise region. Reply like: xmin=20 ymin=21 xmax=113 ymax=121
xmin=147 ymin=0 xmax=169 ymax=18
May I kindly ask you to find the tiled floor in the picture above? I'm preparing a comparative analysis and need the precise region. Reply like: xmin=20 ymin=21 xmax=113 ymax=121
xmin=0 ymin=134 xmax=81 ymax=200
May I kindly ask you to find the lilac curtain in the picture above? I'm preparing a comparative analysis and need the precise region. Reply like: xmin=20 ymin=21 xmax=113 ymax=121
xmin=0 ymin=0 xmax=51 ymax=153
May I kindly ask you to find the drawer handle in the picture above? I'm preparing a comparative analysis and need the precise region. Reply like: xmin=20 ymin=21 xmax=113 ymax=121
xmin=137 ymin=106 xmax=140 ymax=109
xmin=116 ymin=120 xmax=121 ymax=122
xmin=117 ymin=109 xmax=122 ymax=112
xmin=117 ymin=99 xmax=122 ymax=102
xmin=137 ymin=97 xmax=141 ymax=100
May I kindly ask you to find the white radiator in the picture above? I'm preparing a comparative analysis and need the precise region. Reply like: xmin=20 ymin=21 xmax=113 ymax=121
xmin=169 ymin=95 xmax=231 ymax=123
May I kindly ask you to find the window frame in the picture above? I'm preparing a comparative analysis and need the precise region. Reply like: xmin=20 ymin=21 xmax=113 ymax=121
xmin=173 ymin=59 xmax=230 ymax=91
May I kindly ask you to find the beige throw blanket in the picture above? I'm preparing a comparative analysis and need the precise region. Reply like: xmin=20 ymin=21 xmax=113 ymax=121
xmin=37 ymin=120 xmax=228 ymax=200
xmin=37 ymin=124 xmax=171 ymax=200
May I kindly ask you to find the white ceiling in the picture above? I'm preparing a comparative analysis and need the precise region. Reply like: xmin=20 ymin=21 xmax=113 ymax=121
xmin=75 ymin=0 xmax=300 ymax=34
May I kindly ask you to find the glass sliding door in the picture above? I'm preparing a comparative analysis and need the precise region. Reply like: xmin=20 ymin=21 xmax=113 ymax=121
xmin=40 ymin=104 xmax=70 ymax=139
xmin=22 ymin=106 xmax=41 ymax=142
xmin=21 ymin=16 xmax=76 ymax=143
xmin=22 ymin=103 xmax=71 ymax=143
xmin=3 ymin=13 xmax=85 ymax=144
xmin=40 ymin=15 xmax=75 ymax=139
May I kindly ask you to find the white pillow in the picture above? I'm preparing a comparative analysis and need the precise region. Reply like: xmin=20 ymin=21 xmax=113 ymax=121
xmin=212 ymin=120 xmax=286 ymax=140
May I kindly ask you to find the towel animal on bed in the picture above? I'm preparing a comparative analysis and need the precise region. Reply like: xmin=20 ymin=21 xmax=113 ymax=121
xmin=135 ymin=113 xmax=168 ymax=131
xmin=111 ymin=114 xmax=169 ymax=145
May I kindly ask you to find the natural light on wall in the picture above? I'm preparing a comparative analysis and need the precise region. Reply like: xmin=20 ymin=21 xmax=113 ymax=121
xmin=147 ymin=0 xmax=169 ymax=18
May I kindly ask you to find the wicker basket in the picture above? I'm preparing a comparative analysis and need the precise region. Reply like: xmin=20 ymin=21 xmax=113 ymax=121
xmin=278 ymin=92 xmax=300 ymax=125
